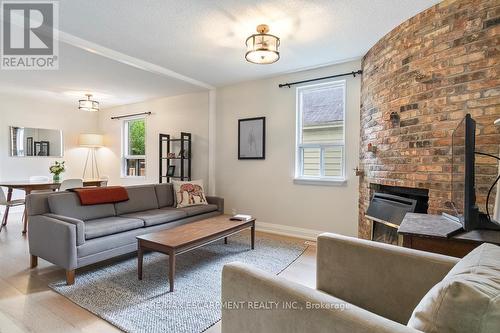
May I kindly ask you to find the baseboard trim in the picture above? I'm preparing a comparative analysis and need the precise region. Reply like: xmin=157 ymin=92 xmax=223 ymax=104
xmin=255 ymin=221 xmax=324 ymax=241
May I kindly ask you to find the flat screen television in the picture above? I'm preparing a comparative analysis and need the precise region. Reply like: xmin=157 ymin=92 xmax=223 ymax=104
xmin=451 ymin=114 xmax=500 ymax=231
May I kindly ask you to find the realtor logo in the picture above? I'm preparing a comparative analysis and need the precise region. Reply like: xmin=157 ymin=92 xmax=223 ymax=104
xmin=1 ymin=1 xmax=58 ymax=69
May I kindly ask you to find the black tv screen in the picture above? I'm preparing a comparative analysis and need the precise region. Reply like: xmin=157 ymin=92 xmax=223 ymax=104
xmin=451 ymin=114 xmax=479 ymax=230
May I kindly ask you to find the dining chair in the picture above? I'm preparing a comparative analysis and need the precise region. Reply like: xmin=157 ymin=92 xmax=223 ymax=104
xmin=99 ymin=175 xmax=109 ymax=186
xmin=0 ymin=187 xmax=25 ymax=233
xmin=59 ymin=179 xmax=83 ymax=191
xmin=28 ymin=175 xmax=53 ymax=195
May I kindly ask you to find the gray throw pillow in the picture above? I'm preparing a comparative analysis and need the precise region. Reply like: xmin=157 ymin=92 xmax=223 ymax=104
xmin=408 ymin=243 xmax=500 ymax=333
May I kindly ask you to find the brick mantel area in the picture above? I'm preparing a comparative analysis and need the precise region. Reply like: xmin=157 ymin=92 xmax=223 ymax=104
xmin=358 ymin=0 xmax=499 ymax=239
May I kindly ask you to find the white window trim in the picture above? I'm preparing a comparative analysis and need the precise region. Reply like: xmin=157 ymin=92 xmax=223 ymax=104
xmin=294 ymin=80 xmax=347 ymax=185
xmin=121 ymin=116 xmax=147 ymax=179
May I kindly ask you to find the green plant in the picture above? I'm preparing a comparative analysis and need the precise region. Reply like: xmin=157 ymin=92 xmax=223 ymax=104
xmin=129 ymin=120 xmax=145 ymax=155
xmin=49 ymin=161 xmax=66 ymax=175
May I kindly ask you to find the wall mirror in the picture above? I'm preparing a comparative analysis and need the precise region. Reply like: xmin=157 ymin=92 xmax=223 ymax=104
xmin=9 ymin=126 xmax=63 ymax=157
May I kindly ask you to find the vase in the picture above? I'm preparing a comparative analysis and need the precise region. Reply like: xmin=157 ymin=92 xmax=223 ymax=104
xmin=53 ymin=174 xmax=61 ymax=183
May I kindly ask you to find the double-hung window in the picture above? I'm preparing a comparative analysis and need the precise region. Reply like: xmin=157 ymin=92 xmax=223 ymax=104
xmin=122 ymin=117 xmax=146 ymax=177
xmin=295 ymin=80 xmax=346 ymax=183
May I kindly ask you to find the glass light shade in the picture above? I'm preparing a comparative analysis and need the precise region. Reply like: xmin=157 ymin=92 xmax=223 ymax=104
xmin=79 ymin=134 xmax=104 ymax=148
xmin=245 ymin=32 xmax=280 ymax=64
xmin=78 ymin=94 xmax=99 ymax=112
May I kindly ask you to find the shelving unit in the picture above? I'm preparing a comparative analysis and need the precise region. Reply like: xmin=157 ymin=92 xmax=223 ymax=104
xmin=159 ymin=132 xmax=192 ymax=183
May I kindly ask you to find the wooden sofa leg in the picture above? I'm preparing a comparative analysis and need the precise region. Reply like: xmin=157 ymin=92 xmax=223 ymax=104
xmin=66 ymin=270 xmax=75 ymax=285
xmin=30 ymin=255 xmax=38 ymax=268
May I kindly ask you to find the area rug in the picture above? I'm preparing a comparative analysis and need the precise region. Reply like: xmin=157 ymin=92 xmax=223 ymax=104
xmin=49 ymin=234 xmax=307 ymax=333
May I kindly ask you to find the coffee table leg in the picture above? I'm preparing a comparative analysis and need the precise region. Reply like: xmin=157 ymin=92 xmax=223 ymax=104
xmin=137 ymin=242 xmax=143 ymax=280
xmin=251 ymin=224 xmax=255 ymax=250
xmin=168 ymin=251 xmax=175 ymax=292
xmin=224 ymin=237 xmax=228 ymax=244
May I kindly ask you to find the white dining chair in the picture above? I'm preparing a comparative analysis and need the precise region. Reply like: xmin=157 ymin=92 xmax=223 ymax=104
xmin=99 ymin=175 xmax=109 ymax=186
xmin=0 ymin=187 xmax=25 ymax=233
xmin=59 ymin=179 xmax=83 ymax=191
xmin=29 ymin=176 xmax=50 ymax=183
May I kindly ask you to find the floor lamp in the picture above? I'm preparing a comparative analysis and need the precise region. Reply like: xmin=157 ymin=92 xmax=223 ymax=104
xmin=79 ymin=134 xmax=104 ymax=180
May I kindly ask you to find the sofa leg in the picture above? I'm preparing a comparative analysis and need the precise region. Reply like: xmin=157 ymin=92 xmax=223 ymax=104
xmin=30 ymin=255 xmax=38 ymax=268
xmin=66 ymin=270 xmax=75 ymax=285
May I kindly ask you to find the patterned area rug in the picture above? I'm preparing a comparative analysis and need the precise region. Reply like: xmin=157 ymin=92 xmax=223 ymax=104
xmin=50 ymin=234 xmax=307 ymax=333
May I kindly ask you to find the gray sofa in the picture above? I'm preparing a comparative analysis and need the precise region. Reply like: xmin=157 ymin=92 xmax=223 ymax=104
xmin=26 ymin=183 xmax=223 ymax=284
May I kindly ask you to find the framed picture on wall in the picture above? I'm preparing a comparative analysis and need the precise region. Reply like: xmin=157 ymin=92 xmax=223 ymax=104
xmin=238 ymin=117 xmax=265 ymax=160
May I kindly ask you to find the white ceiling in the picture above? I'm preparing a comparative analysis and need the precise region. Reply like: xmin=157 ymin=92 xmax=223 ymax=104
xmin=0 ymin=43 xmax=204 ymax=108
xmin=1 ymin=0 xmax=440 ymax=107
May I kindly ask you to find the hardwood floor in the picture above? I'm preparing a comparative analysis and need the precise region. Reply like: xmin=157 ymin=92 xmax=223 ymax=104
xmin=0 ymin=212 xmax=317 ymax=333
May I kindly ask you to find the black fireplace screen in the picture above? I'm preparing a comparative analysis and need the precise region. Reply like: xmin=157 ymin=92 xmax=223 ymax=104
xmin=366 ymin=192 xmax=418 ymax=245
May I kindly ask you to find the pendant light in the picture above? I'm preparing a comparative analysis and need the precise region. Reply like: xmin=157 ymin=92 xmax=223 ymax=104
xmin=245 ymin=24 xmax=280 ymax=64
xmin=78 ymin=94 xmax=99 ymax=112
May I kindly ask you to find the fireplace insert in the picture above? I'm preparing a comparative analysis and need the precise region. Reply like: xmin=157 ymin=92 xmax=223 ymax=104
xmin=366 ymin=192 xmax=418 ymax=244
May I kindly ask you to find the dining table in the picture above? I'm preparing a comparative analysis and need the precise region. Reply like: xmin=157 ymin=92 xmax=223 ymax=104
xmin=0 ymin=179 xmax=108 ymax=234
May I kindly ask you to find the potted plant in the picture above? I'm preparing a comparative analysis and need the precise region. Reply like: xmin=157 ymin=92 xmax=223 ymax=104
xmin=49 ymin=161 xmax=65 ymax=183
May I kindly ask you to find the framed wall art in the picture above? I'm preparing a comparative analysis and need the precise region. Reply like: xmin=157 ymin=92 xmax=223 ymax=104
xmin=238 ymin=117 xmax=265 ymax=160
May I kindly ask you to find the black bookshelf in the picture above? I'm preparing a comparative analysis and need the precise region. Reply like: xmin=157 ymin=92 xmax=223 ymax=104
xmin=159 ymin=132 xmax=192 ymax=183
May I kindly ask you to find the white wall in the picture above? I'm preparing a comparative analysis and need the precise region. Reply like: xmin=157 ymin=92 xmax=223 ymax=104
xmin=0 ymin=93 xmax=98 ymax=200
xmin=215 ymin=60 xmax=361 ymax=238
xmin=1 ymin=61 xmax=360 ymax=238
xmin=97 ymin=92 xmax=210 ymax=187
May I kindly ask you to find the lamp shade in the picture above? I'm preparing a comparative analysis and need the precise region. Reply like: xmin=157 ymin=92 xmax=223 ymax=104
xmin=79 ymin=134 xmax=104 ymax=148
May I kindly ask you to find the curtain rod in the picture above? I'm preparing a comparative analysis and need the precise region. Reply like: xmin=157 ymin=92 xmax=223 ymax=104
xmin=110 ymin=112 xmax=152 ymax=120
xmin=278 ymin=70 xmax=363 ymax=88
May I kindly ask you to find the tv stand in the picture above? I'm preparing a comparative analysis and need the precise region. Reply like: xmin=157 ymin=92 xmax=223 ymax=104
xmin=398 ymin=213 xmax=500 ymax=258
xmin=478 ymin=212 xmax=500 ymax=230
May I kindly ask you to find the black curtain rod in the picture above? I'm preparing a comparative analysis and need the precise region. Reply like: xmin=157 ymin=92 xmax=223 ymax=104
xmin=111 ymin=112 xmax=152 ymax=120
xmin=278 ymin=70 xmax=363 ymax=88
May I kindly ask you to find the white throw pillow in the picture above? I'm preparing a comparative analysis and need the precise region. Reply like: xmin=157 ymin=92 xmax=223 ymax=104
xmin=172 ymin=180 xmax=208 ymax=208
xmin=408 ymin=243 xmax=500 ymax=333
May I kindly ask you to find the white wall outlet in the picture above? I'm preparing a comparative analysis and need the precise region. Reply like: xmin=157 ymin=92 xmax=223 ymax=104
xmin=231 ymin=208 xmax=237 ymax=215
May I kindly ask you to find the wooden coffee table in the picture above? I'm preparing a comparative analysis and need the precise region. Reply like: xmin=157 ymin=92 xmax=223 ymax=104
xmin=136 ymin=214 xmax=255 ymax=292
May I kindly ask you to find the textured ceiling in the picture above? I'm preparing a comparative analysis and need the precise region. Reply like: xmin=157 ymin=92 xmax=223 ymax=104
xmin=1 ymin=0 xmax=440 ymax=106
xmin=58 ymin=0 xmax=439 ymax=87
xmin=0 ymin=43 xmax=203 ymax=108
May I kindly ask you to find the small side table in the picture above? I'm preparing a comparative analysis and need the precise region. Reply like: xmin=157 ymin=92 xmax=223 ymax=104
xmin=398 ymin=213 xmax=500 ymax=258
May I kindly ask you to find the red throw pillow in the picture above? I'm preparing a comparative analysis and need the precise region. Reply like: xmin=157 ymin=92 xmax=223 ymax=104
xmin=72 ymin=186 xmax=129 ymax=205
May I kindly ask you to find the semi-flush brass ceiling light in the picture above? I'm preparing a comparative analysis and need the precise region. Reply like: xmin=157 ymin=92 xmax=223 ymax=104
xmin=78 ymin=94 xmax=99 ymax=112
xmin=245 ymin=24 xmax=280 ymax=64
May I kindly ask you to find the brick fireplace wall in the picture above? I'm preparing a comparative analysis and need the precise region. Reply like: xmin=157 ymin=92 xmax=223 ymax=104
xmin=359 ymin=0 xmax=499 ymax=239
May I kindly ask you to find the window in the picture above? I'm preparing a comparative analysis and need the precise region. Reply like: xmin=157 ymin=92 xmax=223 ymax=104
xmin=122 ymin=117 xmax=146 ymax=177
xmin=295 ymin=81 xmax=346 ymax=183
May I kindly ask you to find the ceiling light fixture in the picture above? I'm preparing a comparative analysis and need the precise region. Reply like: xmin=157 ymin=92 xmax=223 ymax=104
xmin=78 ymin=94 xmax=99 ymax=112
xmin=245 ymin=24 xmax=280 ymax=64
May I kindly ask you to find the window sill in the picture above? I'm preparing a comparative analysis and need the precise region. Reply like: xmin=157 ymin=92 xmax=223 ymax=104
xmin=120 ymin=176 xmax=146 ymax=179
xmin=293 ymin=177 xmax=347 ymax=186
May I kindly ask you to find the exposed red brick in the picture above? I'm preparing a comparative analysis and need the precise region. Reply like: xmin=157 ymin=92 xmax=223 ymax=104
xmin=359 ymin=0 xmax=499 ymax=239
